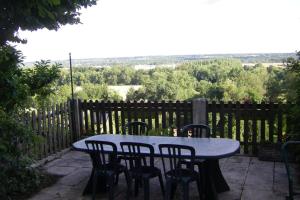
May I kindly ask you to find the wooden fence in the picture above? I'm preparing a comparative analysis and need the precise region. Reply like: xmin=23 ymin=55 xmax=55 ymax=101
xmin=22 ymin=101 xmax=72 ymax=160
xmin=23 ymin=99 xmax=290 ymax=159
xmin=75 ymin=99 xmax=289 ymax=155
xmin=207 ymin=101 xmax=289 ymax=154
xmin=75 ymin=99 xmax=193 ymax=137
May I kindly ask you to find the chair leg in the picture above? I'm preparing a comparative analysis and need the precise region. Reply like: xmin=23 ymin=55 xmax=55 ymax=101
xmin=182 ymin=182 xmax=189 ymax=200
xmin=115 ymin=173 xmax=119 ymax=185
xmin=158 ymin=173 xmax=165 ymax=196
xmin=92 ymin=172 xmax=98 ymax=200
xmin=198 ymin=165 xmax=205 ymax=200
xmin=143 ymin=178 xmax=150 ymax=200
xmin=124 ymin=170 xmax=132 ymax=200
xmin=165 ymin=179 xmax=172 ymax=200
xmin=134 ymin=178 xmax=140 ymax=197
xmin=201 ymin=165 xmax=205 ymax=190
xmin=108 ymin=175 xmax=115 ymax=200
xmin=288 ymin=180 xmax=294 ymax=200
xmin=196 ymin=179 xmax=203 ymax=200
xmin=170 ymin=182 xmax=177 ymax=200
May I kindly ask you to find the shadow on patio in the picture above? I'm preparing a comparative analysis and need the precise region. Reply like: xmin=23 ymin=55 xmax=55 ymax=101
xmin=28 ymin=150 xmax=300 ymax=200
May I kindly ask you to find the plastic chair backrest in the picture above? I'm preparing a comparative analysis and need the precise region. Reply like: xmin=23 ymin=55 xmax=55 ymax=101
xmin=180 ymin=124 xmax=211 ymax=138
xmin=85 ymin=140 xmax=118 ymax=172
xmin=120 ymin=142 xmax=155 ymax=169
xmin=123 ymin=121 xmax=148 ymax=135
xmin=159 ymin=144 xmax=195 ymax=178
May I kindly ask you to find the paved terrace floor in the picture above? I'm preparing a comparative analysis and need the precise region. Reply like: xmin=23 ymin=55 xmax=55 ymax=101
xmin=28 ymin=150 xmax=300 ymax=200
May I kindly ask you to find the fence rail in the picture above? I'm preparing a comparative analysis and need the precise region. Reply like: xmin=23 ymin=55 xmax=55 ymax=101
xmin=207 ymin=101 xmax=289 ymax=154
xmin=23 ymin=99 xmax=290 ymax=159
xmin=22 ymin=101 xmax=72 ymax=160
xmin=76 ymin=99 xmax=193 ymax=137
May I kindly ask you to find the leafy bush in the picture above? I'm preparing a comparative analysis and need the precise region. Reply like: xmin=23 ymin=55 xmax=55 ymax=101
xmin=0 ymin=46 xmax=60 ymax=199
xmin=0 ymin=110 xmax=40 ymax=199
xmin=285 ymin=52 xmax=300 ymax=140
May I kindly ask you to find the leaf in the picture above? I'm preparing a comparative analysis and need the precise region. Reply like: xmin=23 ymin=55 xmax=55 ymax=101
xmin=49 ymin=0 xmax=61 ymax=6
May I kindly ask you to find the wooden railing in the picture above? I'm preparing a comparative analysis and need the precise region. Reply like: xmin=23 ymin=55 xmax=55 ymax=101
xmin=22 ymin=101 xmax=72 ymax=160
xmin=76 ymin=99 xmax=193 ymax=137
xmin=207 ymin=101 xmax=289 ymax=154
xmin=23 ymin=99 xmax=290 ymax=159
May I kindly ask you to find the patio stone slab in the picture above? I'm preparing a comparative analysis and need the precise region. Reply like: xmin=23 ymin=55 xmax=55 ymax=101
xmin=58 ymin=168 xmax=91 ymax=186
xmin=27 ymin=150 xmax=300 ymax=200
xmin=222 ymin=162 xmax=249 ymax=187
xmin=241 ymin=188 xmax=286 ymax=200
xmin=226 ymin=155 xmax=251 ymax=164
xmin=39 ymin=184 xmax=73 ymax=198
xmin=244 ymin=168 xmax=274 ymax=190
xmin=29 ymin=191 xmax=62 ymax=200
xmin=45 ymin=166 xmax=78 ymax=176
xmin=218 ymin=187 xmax=242 ymax=200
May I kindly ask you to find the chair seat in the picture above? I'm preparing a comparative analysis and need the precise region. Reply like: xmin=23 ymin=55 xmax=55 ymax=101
xmin=165 ymin=168 xmax=199 ymax=183
xmin=130 ymin=166 xmax=161 ymax=178
xmin=181 ymin=158 xmax=205 ymax=164
xmin=95 ymin=163 xmax=127 ymax=175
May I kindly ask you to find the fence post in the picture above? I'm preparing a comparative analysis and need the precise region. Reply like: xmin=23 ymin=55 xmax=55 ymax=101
xmin=192 ymin=98 xmax=208 ymax=125
xmin=70 ymin=99 xmax=80 ymax=142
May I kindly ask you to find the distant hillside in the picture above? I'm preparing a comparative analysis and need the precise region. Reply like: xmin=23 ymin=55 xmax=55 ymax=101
xmin=24 ymin=53 xmax=296 ymax=68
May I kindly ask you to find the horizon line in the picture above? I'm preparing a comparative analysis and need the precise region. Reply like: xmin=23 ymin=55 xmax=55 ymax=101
xmin=23 ymin=52 xmax=296 ymax=63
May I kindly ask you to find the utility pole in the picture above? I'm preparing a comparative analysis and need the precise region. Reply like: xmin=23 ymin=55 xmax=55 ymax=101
xmin=69 ymin=53 xmax=77 ymax=141
xmin=69 ymin=52 xmax=74 ymax=100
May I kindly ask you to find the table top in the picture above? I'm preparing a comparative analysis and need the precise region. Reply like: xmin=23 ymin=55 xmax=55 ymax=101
xmin=72 ymin=134 xmax=240 ymax=159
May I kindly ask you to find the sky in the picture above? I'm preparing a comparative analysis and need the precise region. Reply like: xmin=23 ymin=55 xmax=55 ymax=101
xmin=16 ymin=0 xmax=300 ymax=62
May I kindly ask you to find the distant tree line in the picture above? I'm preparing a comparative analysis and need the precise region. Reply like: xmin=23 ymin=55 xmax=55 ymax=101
xmin=32 ymin=57 xmax=299 ymax=107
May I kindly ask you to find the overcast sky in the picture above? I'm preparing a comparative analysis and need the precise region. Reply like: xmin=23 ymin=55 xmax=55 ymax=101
xmin=17 ymin=0 xmax=300 ymax=62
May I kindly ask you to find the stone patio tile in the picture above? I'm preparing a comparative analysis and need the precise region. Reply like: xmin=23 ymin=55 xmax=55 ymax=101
xmin=29 ymin=191 xmax=61 ymax=200
xmin=222 ymin=162 xmax=249 ymax=187
xmin=62 ymin=151 xmax=90 ymax=160
xmin=274 ymin=177 xmax=300 ymax=195
xmin=244 ymin=162 xmax=274 ymax=190
xmin=26 ymin=151 xmax=300 ymax=200
xmin=242 ymin=188 xmax=285 ymax=200
xmin=59 ymin=182 xmax=90 ymax=200
xmin=276 ymin=159 xmax=300 ymax=173
xmin=218 ymin=187 xmax=242 ymax=200
xmin=274 ymin=169 xmax=288 ymax=184
xmin=274 ymin=161 xmax=286 ymax=170
xmin=251 ymin=157 xmax=275 ymax=168
xmin=46 ymin=165 xmax=78 ymax=176
xmin=39 ymin=184 xmax=73 ymax=198
xmin=219 ymin=157 xmax=229 ymax=169
xmin=58 ymin=168 xmax=91 ymax=186
xmin=273 ymin=182 xmax=289 ymax=195
xmin=63 ymin=159 xmax=93 ymax=168
xmin=226 ymin=156 xmax=251 ymax=165
xmin=44 ymin=158 xmax=67 ymax=168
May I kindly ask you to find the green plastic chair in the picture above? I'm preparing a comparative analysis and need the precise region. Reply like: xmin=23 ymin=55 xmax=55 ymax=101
xmin=281 ymin=141 xmax=300 ymax=200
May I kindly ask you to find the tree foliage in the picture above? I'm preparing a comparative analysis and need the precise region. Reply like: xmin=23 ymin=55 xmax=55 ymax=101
xmin=0 ymin=0 xmax=97 ymax=45
xmin=51 ymin=58 xmax=290 ymax=103
xmin=284 ymin=52 xmax=300 ymax=138
xmin=0 ymin=0 xmax=97 ymax=199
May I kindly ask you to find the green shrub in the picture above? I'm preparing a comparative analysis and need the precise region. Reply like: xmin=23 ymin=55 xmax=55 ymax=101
xmin=0 ymin=110 xmax=41 ymax=199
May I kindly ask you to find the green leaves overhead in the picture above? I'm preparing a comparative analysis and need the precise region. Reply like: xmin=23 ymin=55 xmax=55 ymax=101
xmin=0 ymin=0 xmax=97 ymax=45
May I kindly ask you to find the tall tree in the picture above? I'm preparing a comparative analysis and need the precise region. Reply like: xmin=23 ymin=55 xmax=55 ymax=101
xmin=0 ymin=0 xmax=97 ymax=45
xmin=0 ymin=0 xmax=97 ymax=111
xmin=0 ymin=1 xmax=98 ymax=199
